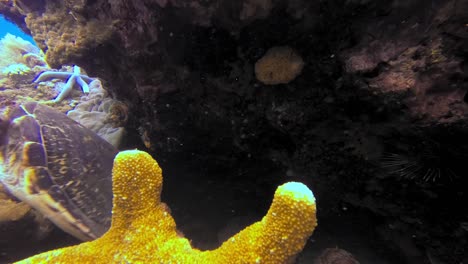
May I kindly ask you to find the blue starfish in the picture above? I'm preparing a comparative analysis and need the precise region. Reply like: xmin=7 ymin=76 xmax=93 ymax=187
xmin=34 ymin=65 xmax=95 ymax=103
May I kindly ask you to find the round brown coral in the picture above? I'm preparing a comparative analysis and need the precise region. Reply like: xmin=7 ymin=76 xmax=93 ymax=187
xmin=255 ymin=46 xmax=304 ymax=85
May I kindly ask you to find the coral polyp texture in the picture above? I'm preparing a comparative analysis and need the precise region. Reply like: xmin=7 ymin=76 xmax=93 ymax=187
xmin=17 ymin=150 xmax=317 ymax=264
xmin=0 ymin=33 xmax=46 ymax=78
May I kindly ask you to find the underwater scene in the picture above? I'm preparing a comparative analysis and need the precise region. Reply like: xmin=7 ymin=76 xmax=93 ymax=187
xmin=0 ymin=0 xmax=467 ymax=263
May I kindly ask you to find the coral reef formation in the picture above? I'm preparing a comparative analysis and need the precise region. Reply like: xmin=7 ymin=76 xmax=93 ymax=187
xmin=0 ymin=33 xmax=58 ymax=111
xmin=2 ymin=0 xmax=468 ymax=262
xmin=17 ymin=150 xmax=317 ymax=263
xmin=0 ymin=33 xmax=46 ymax=80
xmin=13 ymin=1 xmax=114 ymax=68
xmin=255 ymin=46 xmax=304 ymax=85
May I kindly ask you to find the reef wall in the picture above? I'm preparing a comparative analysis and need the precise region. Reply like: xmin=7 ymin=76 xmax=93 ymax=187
xmin=2 ymin=0 xmax=468 ymax=263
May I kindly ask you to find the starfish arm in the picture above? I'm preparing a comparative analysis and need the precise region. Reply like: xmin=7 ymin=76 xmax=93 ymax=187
xmin=33 ymin=65 xmax=95 ymax=101
xmin=73 ymin=65 xmax=81 ymax=75
xmin=73 ymin=65 xmax=94 ymax=82
xmin=54 ymin=75 xmax=77 ymax=102
xmin=34 ymin=71 xmax=73 ymax=83
xmin=76 ymin=76 xmax=90 ymax=93
xmin=78 ymin=75 xmax=95 ymax=83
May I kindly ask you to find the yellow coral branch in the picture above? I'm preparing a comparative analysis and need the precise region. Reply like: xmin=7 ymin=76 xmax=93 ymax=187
xmin=17 ymin=150 xmax=317 ymax=264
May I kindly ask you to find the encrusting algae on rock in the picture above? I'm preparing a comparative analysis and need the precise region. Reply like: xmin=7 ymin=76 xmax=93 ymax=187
xmin=17 ymin=150 xmax=317 ymax=264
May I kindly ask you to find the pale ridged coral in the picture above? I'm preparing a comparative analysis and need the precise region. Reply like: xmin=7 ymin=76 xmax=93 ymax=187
xmin=67 ymin=80 xmax=127 ymax=148
xmin=0 ymin=33 xmax=46 ymax=78
xmin=18 ymin=150 xmax=317 ymax=264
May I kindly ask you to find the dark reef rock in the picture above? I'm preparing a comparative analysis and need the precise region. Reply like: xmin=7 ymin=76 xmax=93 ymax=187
xmin=2 ymin=0 xmax=468 ymax=263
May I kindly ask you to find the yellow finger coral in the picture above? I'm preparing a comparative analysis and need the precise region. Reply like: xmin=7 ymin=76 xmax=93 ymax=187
xmin=17 ymin=150 xmax=317 ymax=264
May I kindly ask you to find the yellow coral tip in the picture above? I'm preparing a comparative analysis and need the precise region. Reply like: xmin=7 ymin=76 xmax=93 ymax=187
xmin=115 ymin=149 xmax=148 ymax=160
xmin=277 ymin=182 xmax=315 ymax=204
